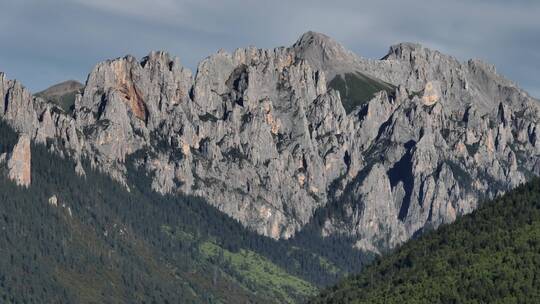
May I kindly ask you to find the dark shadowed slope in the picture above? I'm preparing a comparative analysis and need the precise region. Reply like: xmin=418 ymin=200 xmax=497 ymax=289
xmin=328 ymin=72 xmax=395 ymax=114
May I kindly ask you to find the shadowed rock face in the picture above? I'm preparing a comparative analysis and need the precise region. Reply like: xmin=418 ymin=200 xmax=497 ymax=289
xmin=1 ymin=32 xmax=540 ymax=252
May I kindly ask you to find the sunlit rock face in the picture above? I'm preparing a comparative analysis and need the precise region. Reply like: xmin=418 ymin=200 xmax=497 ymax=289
xmin=7 ymin=135 xmax=31 ymax=187
xmin=1 ymin=32 xmax=540 ymax=253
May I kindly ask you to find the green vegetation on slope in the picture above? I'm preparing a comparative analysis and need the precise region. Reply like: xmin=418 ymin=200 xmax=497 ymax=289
xmin=158 ymin=224 xmax=318 ymax=303
xmin=200 ymin=241 xmax=317 ymax=302
xmin=310 ymin=178 xmax=540 ymax=304
xmin=328 ymin=72 xmax=395 ymax=114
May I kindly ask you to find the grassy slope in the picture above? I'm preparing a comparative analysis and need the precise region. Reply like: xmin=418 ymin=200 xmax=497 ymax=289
xmin=161 ymin=225 xmax=318 ymax=303
xmin=310 ymin=179 xmax=540 ymax=303
xmin=200 ymin=241 xmax=316 ymax=303
xmin=328 ymin=72 xmax=395 ymax=114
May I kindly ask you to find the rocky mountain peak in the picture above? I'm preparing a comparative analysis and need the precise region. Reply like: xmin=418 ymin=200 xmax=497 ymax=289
xmin=382 ymin=42 xmax=424 ymax=60
xmin=292 ymin=31 xmax=360 ymax=79
xmin=141 ymin=50 xmax=175 ymax=66
xmin=1 ymin=32 xmax=540 ymax=254
xmin=379 ymin=41 xmax=462 ymax=80
xmin=381 ymin=41 xmax=462 ymax=67
xmin=293 ymin=31 xmax=345 ymax=54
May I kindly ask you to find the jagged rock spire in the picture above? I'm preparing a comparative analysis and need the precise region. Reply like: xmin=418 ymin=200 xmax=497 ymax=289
xmin=1 ymin=31 xmax=539 ymax=253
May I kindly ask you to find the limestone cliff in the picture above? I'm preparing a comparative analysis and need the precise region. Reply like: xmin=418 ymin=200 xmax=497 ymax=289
xmin=1 ymin=32 xmax=539 ymax=253
xmin=6 ymin=135 xmax=31 ymax=187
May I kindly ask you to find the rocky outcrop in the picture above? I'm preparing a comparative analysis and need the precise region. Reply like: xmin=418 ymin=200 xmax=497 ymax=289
xmin=7 ymin=135 xmax=31 ymax=187
xmin=421 ymin=81 xmax=441 ymax=106
xmin=48 ymin=195 xmax=58 ymax=207
xmin=0 ymin=73 xmax=84 ymax=170
xmin=1 ymin=32 xmax=539 ymax=253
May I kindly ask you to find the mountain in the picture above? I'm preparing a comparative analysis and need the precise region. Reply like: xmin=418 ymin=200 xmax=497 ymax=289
xmin=0 ymin=119 xmax=366 ymax=303
xmin=310 ymin=178 xmax=540 ymax=303
xmin=35 ymin=80 xmax=83 ymax=114
xmin=1 ymin=31 xmax=539 ymax=257
xmin=293 ymin=31 xmax=395 ymax=113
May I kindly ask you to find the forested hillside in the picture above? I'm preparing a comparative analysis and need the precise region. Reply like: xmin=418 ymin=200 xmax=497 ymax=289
xmin=0 ymin=120 xmax=367 ymax=303
xmin=310 ymin=178 xmax=540 ymax=303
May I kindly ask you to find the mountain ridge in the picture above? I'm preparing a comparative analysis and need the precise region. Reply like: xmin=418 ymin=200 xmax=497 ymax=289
xmin=1 ymin=31 xmax=539 ymax=256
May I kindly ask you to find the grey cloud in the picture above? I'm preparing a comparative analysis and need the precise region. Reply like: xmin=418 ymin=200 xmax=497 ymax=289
xmin=0 ymin=0 xmax=538 ymax=98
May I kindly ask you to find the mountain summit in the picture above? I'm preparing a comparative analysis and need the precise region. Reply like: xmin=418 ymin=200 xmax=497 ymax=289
xmin=1 ymin=31 xmax=539 ymax=254
xmin=292 ymin=31 xmax=361 ymax=78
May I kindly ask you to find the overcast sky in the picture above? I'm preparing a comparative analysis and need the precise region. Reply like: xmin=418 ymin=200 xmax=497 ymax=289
xmin=0 ymin=0 xmax=538 ymax=97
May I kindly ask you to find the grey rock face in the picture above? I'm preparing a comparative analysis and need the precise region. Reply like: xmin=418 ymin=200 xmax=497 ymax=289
xmin=304 ymin=34 xmax=539 ymax=251
xmin=1 ymin=32 xmax=539 ymax=253
xmin=0 ymin=73 xmax=83 ymax=166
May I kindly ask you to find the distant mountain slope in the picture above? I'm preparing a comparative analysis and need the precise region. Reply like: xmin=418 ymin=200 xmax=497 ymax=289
xmin=0 ymin=119 xmax=366 ymax=303
xmin=35 ymin=80 xmax=83 ymax=113
xmin=327 ymin=72 xmax=395 ymax=113
xmin=310 ymin=178 xmax=540 ymax=303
